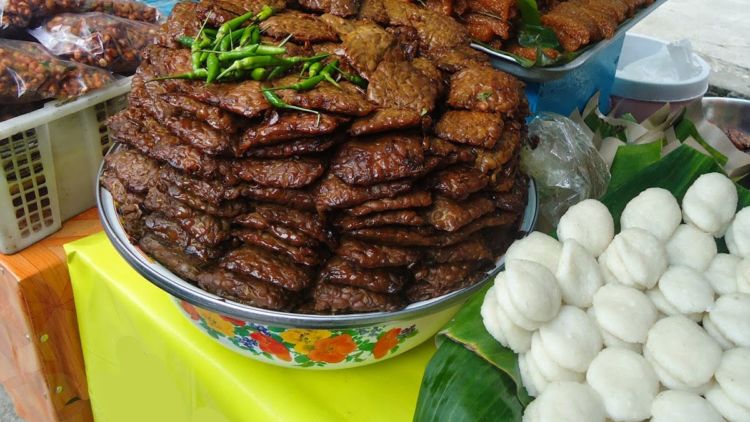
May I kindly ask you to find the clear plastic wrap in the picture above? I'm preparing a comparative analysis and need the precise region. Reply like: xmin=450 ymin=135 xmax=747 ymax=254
xmin=30 ymin=13 xmax=159 ymax=73
xmin=0 ymin=0 xmax=159 ymax=31
xmin=0 ymin=39 xmax=114 ymax=103
xmin=521 ymin=112 xmax=611 ymax=229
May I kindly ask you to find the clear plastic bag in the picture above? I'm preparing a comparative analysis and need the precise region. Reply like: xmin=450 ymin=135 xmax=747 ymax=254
xmin=30 ymin=13 xmax=159 ymax=73
xmin=0 ymin=0 xmax=160 ymax=31
xmin=0 ymin=39 xmax=114 ymax=103
xmin=521 ymin=112 xmax=611 ymax=229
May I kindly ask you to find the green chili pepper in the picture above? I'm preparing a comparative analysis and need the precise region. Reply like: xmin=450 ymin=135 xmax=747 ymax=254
xmin=262 ymin=89 xmax=320 ymax=125
xmin=250 ymin=68 xmax=267 ymax=80
xmin=206 ymin=53 xmax=220 ymax=83
xmin=146 ymin=69 xmax=208 ymax=82
xmin=268 ymin=74 xmax=325 ymax=91
xmin=217 ymin=55 xmax=288 ymax=79
xmin=335 ymin=66 xmax=368 ymax=88
xmin=308 ymin=61 xmax=322 ymax=77
xmin=319 ymin=60 xmax=340 ymax=88
xmin=191 ymin=33 xmax=211 ymax=70
xmin=239 ymin=25 xmax=255 ymax=46
xmin=217 ymin=44 xmax=287 ymax=61
xmin=215 ymin=5 xmax=274 ymax=48
xmin=266 ymin=65 xmax=292 ymax=80
xmin=177 ymin=35 xmax=194 ymax=48
xmin=203 ymin=28 xmax=218 ymax=37
xmin=251 ymin=27 xmax=261 ymax=44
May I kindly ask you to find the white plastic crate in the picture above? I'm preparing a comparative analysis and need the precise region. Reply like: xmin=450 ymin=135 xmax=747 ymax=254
xmin=0 ymin=77 xmax=132 ymax=254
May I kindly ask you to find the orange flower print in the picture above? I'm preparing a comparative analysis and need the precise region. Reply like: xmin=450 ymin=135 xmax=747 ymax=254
xmin=197 ymin=308 xmax=236 ymax=337
xmin=308 ymin=334 xmax=357 ymax=363
xmin=180 ymin=301 xmax=200 ymax=321
xmin=373 ymin=328 xmax=401 ymax=359
xmin=221 ymin=315 xmax=247 ymax=326
xmin=251 ymin=332 xmax=292 ymax=362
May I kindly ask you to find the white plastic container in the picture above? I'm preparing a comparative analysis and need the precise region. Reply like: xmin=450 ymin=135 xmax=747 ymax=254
xmin=0 ymin=77 xmax=131 ymax=254
xmin=611 ymin=33 xmax=711 ymax=120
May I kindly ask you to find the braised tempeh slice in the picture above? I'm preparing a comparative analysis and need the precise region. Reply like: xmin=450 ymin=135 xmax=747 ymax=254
xmin=221 ymin=246 xmax=312 ymax=292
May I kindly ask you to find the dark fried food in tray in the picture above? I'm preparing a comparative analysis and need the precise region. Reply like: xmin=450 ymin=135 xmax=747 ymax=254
xmin=102 ymin=0 xmax=533 ymax=314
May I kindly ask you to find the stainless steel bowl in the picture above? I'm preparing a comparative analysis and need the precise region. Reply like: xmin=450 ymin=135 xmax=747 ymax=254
xmin=98 ymin=154 xmax=538 ymax=327
xmin=702 ymin=97 xmax=750 ymax=138
xmin=97 ymin=145 xmax=538 ymax=368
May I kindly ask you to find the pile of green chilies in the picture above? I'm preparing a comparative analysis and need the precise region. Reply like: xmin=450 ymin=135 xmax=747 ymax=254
xmin=150 ymin=4 xmax=369 ymax=117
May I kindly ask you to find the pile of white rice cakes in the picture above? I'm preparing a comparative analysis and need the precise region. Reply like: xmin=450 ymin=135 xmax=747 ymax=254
xmin=481 ymin=172 xmax=750 ymax=422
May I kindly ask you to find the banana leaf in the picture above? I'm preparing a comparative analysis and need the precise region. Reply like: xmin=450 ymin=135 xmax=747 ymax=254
xmin=607 ymin=141 xmax=663 ymax=193
xmin=413 ymin=144 xmax=750 ymax=422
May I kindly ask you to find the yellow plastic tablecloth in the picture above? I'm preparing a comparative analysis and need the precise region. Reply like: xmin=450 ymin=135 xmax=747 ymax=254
xmin=65 ymin=232 xmax=435 ymax=422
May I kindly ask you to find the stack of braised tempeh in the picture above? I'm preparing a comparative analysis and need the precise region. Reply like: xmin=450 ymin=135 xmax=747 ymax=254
xmin=101 ymin=0 xmax=529 ymax=314
xmin=418 ymin=0 xmax=655 ymax=56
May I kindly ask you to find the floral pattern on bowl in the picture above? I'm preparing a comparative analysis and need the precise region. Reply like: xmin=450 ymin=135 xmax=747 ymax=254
xmin=177 ymin=300 xmax=459 ymax=369
xmin=177 ymin=300 xmax=446 ymax=369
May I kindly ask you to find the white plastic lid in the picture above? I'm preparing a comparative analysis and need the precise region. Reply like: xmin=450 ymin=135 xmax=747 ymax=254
xmin=612 ymin=33 xmax=711 ymax=102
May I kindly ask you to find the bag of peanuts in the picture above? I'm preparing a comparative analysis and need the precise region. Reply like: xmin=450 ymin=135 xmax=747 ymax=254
xmin=30 ymin=13 xmax=159 ymax=73
xmin=0 ymin=39 xmax=114 ymax=103
xmin=1 ymin=0 xmax=160 ymax=31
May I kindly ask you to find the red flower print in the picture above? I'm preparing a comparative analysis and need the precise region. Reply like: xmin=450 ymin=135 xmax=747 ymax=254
xmin=373 ymin=328 xmax=401 ymax=359
xmin=250 ymin=332 xmax=292 ymax=362
xmin=308 ymin=335 xmax=357 ymax=363
xmin=221 ymin=315 xmax=247 ymax=326
xmin=180 ymin=301 xmax=200 ymax=321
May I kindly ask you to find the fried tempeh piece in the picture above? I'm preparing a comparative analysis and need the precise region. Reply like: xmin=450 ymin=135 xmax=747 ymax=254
xmin=435 ymin=110 xmax=504 ymax=149
xmin=348 ymin=225 xmax=437 ymax=246
xmin=429 ymin=165 xmax=489 ymax=200
xmin=108 ymin=109 xmax=221 ymax=179
xmin=234 ymin=229 xmax=323 ymax=267
xmin=346 ymin=190 xmax=433 ymax=216
xmin=167 ymin=79 xmax=271 ymax=119
xmin=240 ymin=112 xmax=347 ymax=151
xmin=238 ymin=184 xmax=315 ymax=210
xmin=336 ymin=237 xmax=422 ymax=268
xmin=320 ymin=257 xmax=406 ymax=294
xmin=427 ymin=237 xmax=493 ymax=263
xmin=447 ymin=65 xmax=525 ymax=114
xmin=413 ymin=260 xmax=483 ymax=289
xmin=331 ymin=134 xmax=424 ymax=186
xmin=230 ymin=157 xmax=325 ymax=189
xmin=159 ymin=183 xmax=248 ymax=218
xmin=235 ymin=212 xmax=318 ymax=247
xmin=367 ymin=60 xmax=439 ymax=113
xmin=337 ymin=20 xmax=399 ymax=79
xmin=349 ymin=108 xmax=422 ymax=136
xmin=103 ymin=147 xmax=159 ymax=194
xmin=462 ymin=13 xmax=512 ymax=42
xmin=260 ymin=11 xmax=340 ymax=43
xmin=160 ymin=93 xmax=238 ymax=133
xmin=275 ymin=77 xmax=374 ymax=117
xmin=144 ymin=189 xmax=230 ymax=246
xmin=144 ymin=214 xmax=223 ymax=262
xmin=315 ymin=173 xmax=413 ymax=209
xmin=299 ymin=0 xmax=359 ymax=16
xmin=245 ymin=136 xmax=339 ymax=158
xmin=424 ymin=195 xmax=495 ymax=232
xmin=197 ymin=268 xmax=291 ymax=311
xmin=221 ymin=246 xmax=312 ymax=292
xmin=334 ymin=209 xmax=425 ymax=230
xmin=311 ymin=282 xmax=404 ymax=313
xmin=236 ymin=203 xmax=331 ymax=244
xmin=138 ymin=234 xmax=206 ymax=282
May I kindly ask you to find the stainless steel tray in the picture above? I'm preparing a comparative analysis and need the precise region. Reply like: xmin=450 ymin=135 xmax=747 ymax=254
xmin=474 ymin=0 xmax=668 ymax=82
xmin=97 ymin=144 xmax=539 ymax=327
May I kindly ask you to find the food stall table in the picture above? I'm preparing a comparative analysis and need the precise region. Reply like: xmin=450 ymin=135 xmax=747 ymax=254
xmin=0 ymin=209 xmax=99 ymax=422
xmin=65 ymin=232 xmax=436 ymax=422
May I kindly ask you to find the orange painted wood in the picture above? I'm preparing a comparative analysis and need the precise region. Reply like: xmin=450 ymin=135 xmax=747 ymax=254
xmin=0 ymin=208 xmax=100 ymax=422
